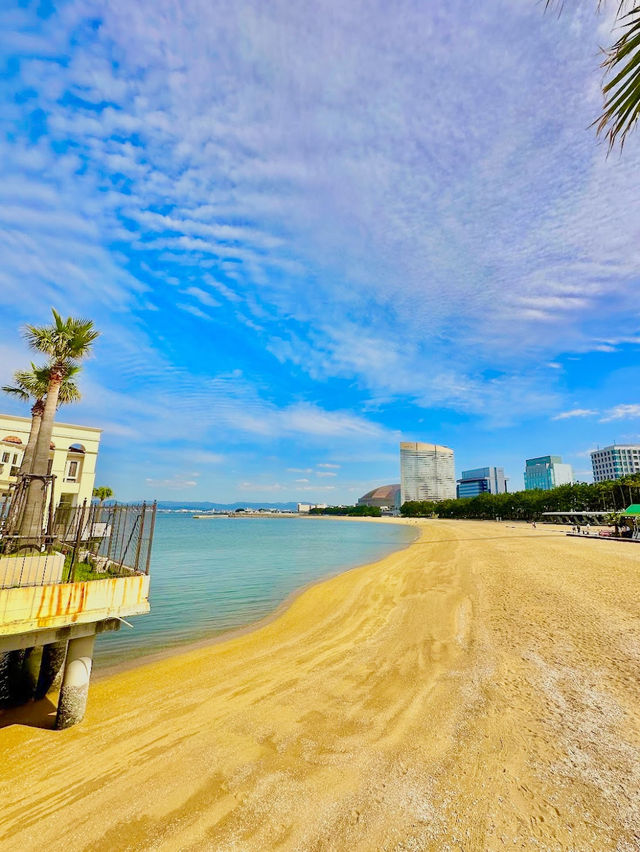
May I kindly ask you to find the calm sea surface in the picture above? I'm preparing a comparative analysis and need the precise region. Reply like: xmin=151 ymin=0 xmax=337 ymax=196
xmin=94 ymin=514 xmax=415 ymax=668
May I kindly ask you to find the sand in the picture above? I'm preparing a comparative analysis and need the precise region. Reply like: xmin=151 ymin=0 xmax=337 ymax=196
xmin=1 ymin=519 xmax=639 ymax=851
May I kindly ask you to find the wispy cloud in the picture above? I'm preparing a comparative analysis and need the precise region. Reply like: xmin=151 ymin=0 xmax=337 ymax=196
xmin=1 ymin=1 xmax=637 ymax=498
xmin=552 ymin=408 xmax=598 ymax=421
xmin=145 ymin=475 xmax=198 ymax=489
xmin=600 ymin=404 xmax=640 ymax=422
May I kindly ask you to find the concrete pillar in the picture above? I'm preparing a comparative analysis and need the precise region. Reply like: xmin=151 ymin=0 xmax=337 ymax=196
xmin=55 ymin=634 xmax=95 ymax=729
xmin=21 ymin=646 xmax=41 ymax=699
xmin=5 ymin=649 xmax=30 ymax=705
xmin=0 ymin=652 xmax=10 ymax=707
xmin=35 ymin=640 xmax=68 ymax=700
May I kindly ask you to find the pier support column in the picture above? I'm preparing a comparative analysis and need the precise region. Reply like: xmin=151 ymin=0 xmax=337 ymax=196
xmin=35 ymin=640 xmax=68 ymax=700
xmin=55 ymin=634 xmax=95 ymax=730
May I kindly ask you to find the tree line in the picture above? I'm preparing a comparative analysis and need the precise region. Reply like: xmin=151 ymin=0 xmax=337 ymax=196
xmin=309 ymin=505 xmax=382 ymax=517
xmin=400 ymin=475 xmax=640 ymax=521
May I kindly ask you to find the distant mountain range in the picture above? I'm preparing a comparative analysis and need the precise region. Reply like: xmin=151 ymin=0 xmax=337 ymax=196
xmin=154 ymin=501 xmax=300 ymax=512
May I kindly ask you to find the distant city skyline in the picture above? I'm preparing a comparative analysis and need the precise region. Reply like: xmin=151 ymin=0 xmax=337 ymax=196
xmin=1 ymin=2 xmax=639 ymax=502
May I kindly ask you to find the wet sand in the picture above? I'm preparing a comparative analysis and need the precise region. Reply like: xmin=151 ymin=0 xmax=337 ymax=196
xmin=1 ymin=519 xmax=639 ymax=851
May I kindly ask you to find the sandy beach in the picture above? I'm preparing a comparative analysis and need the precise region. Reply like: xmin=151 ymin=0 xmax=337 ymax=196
xmin=1 ymin=519 xmax=639 ymax=851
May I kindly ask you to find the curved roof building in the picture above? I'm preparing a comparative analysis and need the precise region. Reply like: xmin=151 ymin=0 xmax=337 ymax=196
xmin=357 ymin=484 xmax=401 ymax=509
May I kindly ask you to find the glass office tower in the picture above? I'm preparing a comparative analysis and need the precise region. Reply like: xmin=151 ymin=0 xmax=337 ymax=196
xmin=524 ymin=456 xmax=573 ymax=491
xmin=457 ymin=466 xmax=507 ymax=498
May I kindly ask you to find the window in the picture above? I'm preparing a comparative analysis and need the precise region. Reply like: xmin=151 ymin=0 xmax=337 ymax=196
xmin=1 ymin=452 xmax=9 ymax=464
xmin=65 ymin=459 xmax=79 ymax=482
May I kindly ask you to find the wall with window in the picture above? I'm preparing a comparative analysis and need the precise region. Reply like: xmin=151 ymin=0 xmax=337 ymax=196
xmin=0 ymin=414 xmax=101 ymax=507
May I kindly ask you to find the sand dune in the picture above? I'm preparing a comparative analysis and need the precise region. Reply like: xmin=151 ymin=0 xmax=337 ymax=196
xmin=1 ymin=519 xmax=639 ymax=851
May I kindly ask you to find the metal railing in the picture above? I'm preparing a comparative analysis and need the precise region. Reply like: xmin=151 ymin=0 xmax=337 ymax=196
xmin=0 ymin=498 xmax=156 ymax=590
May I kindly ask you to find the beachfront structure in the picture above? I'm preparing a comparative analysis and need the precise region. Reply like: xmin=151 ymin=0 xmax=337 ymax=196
xmin=400 ymin=442 xmax=456 ymax=504
xmin=297 ymin=502 xmax=328 ymax=514
xmin=0 ymin=413 xmax=101 ymax=508
xmin=591 ymin=445 xmax=640 ymax=482
xmin=524 ymin=455 xmax=573 ymax=491
xmin=457 ymin=467 xmax=507 ymax=498
xmin=357 ymin=484 xmax=401 ymax=509
xmin=0 ymin=501 xmax=155 ymax=728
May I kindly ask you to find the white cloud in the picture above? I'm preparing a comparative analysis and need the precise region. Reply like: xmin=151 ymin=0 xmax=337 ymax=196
xmin=552 ymin=408 xmax=598 ymax=421
xmin=317 ymin=463 xmax=341 ymax=469
xmin=145 ymin=476 xmax=198 ymax=489
xmin=600 ymin=404 xmax=640 ymax=422
xmin=2 ymin=0 xmax=639 ymax=469
xmin=183 ymin=286 xmax=221 ymax=308
xmin=317 ymin=471 xmax=337 ymax=477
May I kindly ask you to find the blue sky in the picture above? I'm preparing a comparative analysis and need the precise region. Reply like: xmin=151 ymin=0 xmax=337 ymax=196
xmin=1 ymin=0 xmax=639 ymax=502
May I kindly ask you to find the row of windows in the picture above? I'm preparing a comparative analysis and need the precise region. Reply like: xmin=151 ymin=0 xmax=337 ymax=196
xmin=1 ymin=453 xmax=82 ymax=482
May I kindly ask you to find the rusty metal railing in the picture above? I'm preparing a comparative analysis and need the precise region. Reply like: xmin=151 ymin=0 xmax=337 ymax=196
xmin=0 ymin=499 xmax=156 ymax=590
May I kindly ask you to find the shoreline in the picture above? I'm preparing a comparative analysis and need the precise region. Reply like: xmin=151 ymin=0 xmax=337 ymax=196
xmin=94 ymin=515 xmax=420 ymax=680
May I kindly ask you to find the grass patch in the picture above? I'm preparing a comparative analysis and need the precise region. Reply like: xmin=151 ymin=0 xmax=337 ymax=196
xmin=62 ymin=552 xmax=122 ymax=582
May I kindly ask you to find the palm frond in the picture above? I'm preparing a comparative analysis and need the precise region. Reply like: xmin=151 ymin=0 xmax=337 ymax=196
xmin=597 ymin=6 xmax=640 ymax=148
xmin=24 ymin=308 xmax=100 ymax=363
xmin=1 ymin=362 xmax=82 ymax=407
xmin=1 ymin=384 xmax=30 ymax=402
xmin=546 ymin=1 xmax=640 ymax=149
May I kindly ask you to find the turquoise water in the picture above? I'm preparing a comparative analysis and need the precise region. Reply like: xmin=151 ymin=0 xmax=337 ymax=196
xmin=94 ymin=514 xmax=415 ymax=668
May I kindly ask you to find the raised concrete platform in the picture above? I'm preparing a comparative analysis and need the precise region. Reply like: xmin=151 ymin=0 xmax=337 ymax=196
xmin=0 ymin=573 xmax=150 ymax=727
xmin=0 ymin=573 xmax=150 ymax=645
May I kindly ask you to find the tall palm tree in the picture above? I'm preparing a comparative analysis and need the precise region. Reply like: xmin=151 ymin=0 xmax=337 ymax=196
xmin=2 ymin=363 xmax=81 ymax=475
xmin=19 ymin=310 xmax=99 ymax=541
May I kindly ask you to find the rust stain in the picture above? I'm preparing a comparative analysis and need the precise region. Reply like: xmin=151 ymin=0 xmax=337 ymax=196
xmin=2 ymin=575 xmax=150 ymax=635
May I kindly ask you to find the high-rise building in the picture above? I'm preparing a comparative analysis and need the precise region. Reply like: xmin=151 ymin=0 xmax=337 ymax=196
xmin=524 ymin=455 xmax=573 ymax=491
xmin=400 ymin=442 xmax=456 ymax=503
xmin=457 ymin=466 xmax=507 ymax=498
xmin=591 ymin=445 xmax=640 ymax=482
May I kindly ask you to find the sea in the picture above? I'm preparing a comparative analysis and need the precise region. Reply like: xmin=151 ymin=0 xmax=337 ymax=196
xmin=93 ymin=513 xmax=416 ymax=669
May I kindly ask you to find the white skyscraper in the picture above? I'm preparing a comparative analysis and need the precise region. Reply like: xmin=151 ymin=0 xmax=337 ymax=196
xmin=400 ymin=442 xmax=456 ymax=504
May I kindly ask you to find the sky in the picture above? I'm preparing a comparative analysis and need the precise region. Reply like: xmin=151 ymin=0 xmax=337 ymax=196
xmin=1 ymin=0 xmax=639 ymax=503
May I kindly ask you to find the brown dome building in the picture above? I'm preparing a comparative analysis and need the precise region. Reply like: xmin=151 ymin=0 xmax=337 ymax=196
xmin=357 ymin=483 xmax=401 ymax=509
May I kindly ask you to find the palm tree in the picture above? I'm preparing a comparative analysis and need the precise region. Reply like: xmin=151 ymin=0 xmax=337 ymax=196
xmin=18 ymin=310 xmax=99 ymax=541
xmin=93 ymin=486 xmax=114 ymax=505
xmin=548 ymin=2 xmax=640 ymax=148
xmin=2 ymin=363 xmax=81 ymax=475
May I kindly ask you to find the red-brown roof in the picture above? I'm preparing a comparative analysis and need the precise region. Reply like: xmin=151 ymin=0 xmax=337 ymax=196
xmin=2 ymin=436 xmax=22 ymax=445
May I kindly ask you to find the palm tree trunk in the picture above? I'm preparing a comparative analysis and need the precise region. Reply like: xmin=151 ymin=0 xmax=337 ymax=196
xmin=18 ymin=376 xmax=62 ymax=542
xmin=19 ymin=400 xmax=44 ymax=475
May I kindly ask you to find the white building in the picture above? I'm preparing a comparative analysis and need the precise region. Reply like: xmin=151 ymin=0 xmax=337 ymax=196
xmin=0 ymin=413 xmax=101 ymax=508
xmin=591 ymin=444 xmax=640 ymax=482
xmin=297 ymin=502 xmax=328 ymax=514
xmin=400 ymin=442 xmax=456 ymax=503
